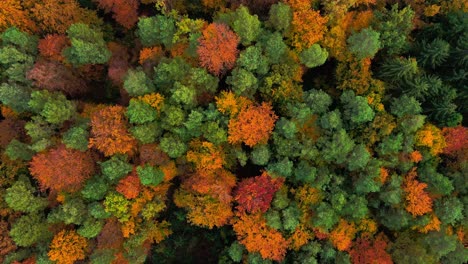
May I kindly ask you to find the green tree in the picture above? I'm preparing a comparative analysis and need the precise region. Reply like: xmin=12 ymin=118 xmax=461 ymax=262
xmin=160 ymin=134 xmax=187 ymax=158
xmin=100 ymin=155 xmax=133 ymax=182
xmin=346 ymin=144 xmax=371 ymax=171
xmin=227 ymin=67 xmax=258 ymax=97
xmin=123 ymin=69 xmax=156 ymax=97
xmin=250 ymin=144 xmax=270 ymax=165
xmin=63 ymin=125 xmax=89 ymax=152
xmin=228 ymin=241 xmax=245 ymax=263
xmin=29 ymin=90 xmax=75 ymax=125
xmin=47 ymin=197 xmax=87 ymax=225
xmin=9 ymin=214 xmax=50 ymax=247
xmin=218 ymin=6 xmax=261 ymax=46
xmin=340 ymin=90 xmax=375 ymax=126
xmin=5 ymin=176 xmax=48 ymax=213
xmin=136 ymin=165 xmax=164 ymax=186
xmin=300 ymin=44 xmax=328 ymax=68
xmin=378 ymin=57 xmax=418 ymax=81
xmin=268 ymin=2 xmax=292 ymax=33
xmin=63 ymin=23 xmax=111 ymax=66
xmin=5 ymin=139 xmax=34 ymax=161
xmin=236 ymin=45 xmax=270 ymax=75
xmin=319 ymin=129 xmax=355 ymax=164
xmin=347 ymin=28 xmax=381 ymax=59
xmin=390 ymin=95 xmax=422 ymax=117
xmin=137 ymin=15 xmax=176 ymax=47
xmin=434 ymin=197 xmax=463 ymax=225
xmin=126 ymin=99 xmax=158 ymax=124
xmin=130 ymin=122 xmax=162 ymax=144
xmin=81 ymin=176 xmax=109 ymax=201
xmin=0 ymin=83 xmax=31 ymax=112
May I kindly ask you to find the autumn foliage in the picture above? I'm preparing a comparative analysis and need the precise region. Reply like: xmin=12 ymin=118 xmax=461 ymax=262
xmin=402 ymin=168 xmax=433 ymax=217
xmin=96 ymin=0 xmax=139 ymax=29
xmin=89 ymin=105 xmax=137 ymax=156
xmin=232 ymin=212 xmax=288 ymax=261
xmin=29 ymin=145 xmax=95 ymax=192
xmin=48 ymin=230 xmax=88 ymax=264
xmin=228 ymin=102 xmax=278 ymax=147
xmin=349 ymin=233 xmax=393 ymax=264
xmin=197 ymin=23 xmax=240 ymax=75
xmin=234 ymin=172 xmax=284 ymax=213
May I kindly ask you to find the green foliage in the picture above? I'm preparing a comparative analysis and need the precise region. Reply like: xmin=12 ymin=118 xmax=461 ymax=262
xmin=294 ymin=161 xmax=317 ymax=184
xmin=417 ymin=38 xmax=450 ymax=69
xmin=160 ymin=134 xmax=187 ymax=158
xmin=5 ymin=176 xmax=47 ymax=213
xmin=237 ymin=45 xmax=270 ymax=75
xmin=347 ymin=28 xmax=381 ymax=59
xmin=434 ymin=197 xmax=464 ymax=225
xmin=123 ymin=69 xmax=156 ymax=97
xmin=153 ymin=57 xmax=191 ymax=90
xmin=9 ymin=214 xmax=49 ymax=247
xmin=373 ymin=4 xmax=415 ymax=55
xmin=81 ymin=176 xmax=109 ymax=201
xmin=100 ymin=155 xmax=133 ymax=181
xmin=228 ymin=241 xmax=245 ymax=263
xmin=126 ymin=99 xmax=158 ymax=124
xmin=258 ymin=31 xmax=287 ymax=64
xmin=1 ymin=27 xmax=38 ymax=54
xmin=63 ymin=23 xmax=111 ymax=66
xmin=250 ymin=144 xmax=270 ymax=166
xmin=390 ymin=95 xmax=422 ymax=117
xmin=62 ymin=125 xmax=89 ymax=151
xmin=340 ymin=90 xmax=375 ymax=126
xmin=48 ymin=197 xmax=87 ymax=225
xmin=137 ymin=15 xmax=176 ymax=47
xmin=5 ymin=139 xmax=34 ymax=161
xmin=319 ymin=129 xmax=355 ymax=164
xmin=300 ymin=44 xmax=328 ymax=68
xmin=346 ymin=144 xmax=371 ymax=171
xmin=136 ymin=165 xmax=164 ymax=186
xmin=378 ymin=57 xmax=418 ymax=81
xmin=226 ymin=67 xmax=258 ymax=97
xmin=275 ymin=117 xmax=297 ymax=139
xmin=29 ymin=90 xmax=75 ymax=125
xmin=78 ymin=217 xmax=104 ymax=238
xmin=312 ymin=203 xmax=339 ymax=232
xmin=0 ymin=83 xmax=31 ymax=112
xmin=130 ymin=121 xmax=162 ymax=144
xmin=171 ymin=82 xmax=197 ymax=108
xmin=219 ymin=6 xmax=261 ymax=46
xmin=304 ymin=89 xmax=332 ymax=115
xmin=268 ymin=2 xmax=292 ymax=33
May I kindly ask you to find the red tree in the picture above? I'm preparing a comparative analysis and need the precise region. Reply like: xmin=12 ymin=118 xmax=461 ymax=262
xmin=234 ymin=172 xmax=284 ymax=213
xmin=96 ymin=0 xmax=139 ymax=29
xmin=29 ymin=145 xmax=95 ymax=192
xmin=107 ymin=42 xmax=130 ymax=87
xmin=38 ymin=34 xmax=69 ymax=61
xmin=27 ymin=60 xmax=89 ymax=97
xmin=442 ymin=126 xmax=467 ymax=155
xmin=349 ymin=234 xmax=393 ymax=264
xmin=197 ymin=23 xmax=240 ymax=76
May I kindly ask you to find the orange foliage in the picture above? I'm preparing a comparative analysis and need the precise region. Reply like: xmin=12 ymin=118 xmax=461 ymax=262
xmin=202 ymin=0 xmax=226 ymax=10
xmin=139 ymin=47 xmax=164 ymax=65
xmin=89 ymin=105 xmax=137 ymax=156
xmin=116 ymin=174 xmax=141 ymax=199
xmin=285 ymin=0 xmax=328 ymax=51
xmin=173 ymin=190 xmax=233 ymax=229
xmin=29 ymin=145 xmax=95 ymax=192
xmin=232 ymin=212 xmax=289 ymax=262
xmin=228 ymin=102 xmax=278 ymax=147
xmin=137 ymin=93 xmax=164 ymax=112
xmin=357 ymin=218 xmax=378 ymax=236
xmin=403 ymin=168 xmax=433 ymax=217
xmin=121 ymin=219 xmax=135 ymax=238
xmin=29 ymin=0 xmax=101 ymax=34
xmin=379 ymin=167 xmax=389 ymax=184
xmin=38 ymin=34 xmax=69 ymax=61
xmin=97 ymin=0 xmax=139 ymax=29
xmin=336 ymin=57 xmax=373 ymax=95
xmin=160 ymin=161 xmax=177 ymax=182
xmin=0 ymin=106 xmax=18 ymax=119
xmin=183 ymin=169 xmax=237 ymax=204
xmin=145 ymin=220 xmax=173 ymax=244
xmin=415 ymin=123 xmax=446 ymax=156
xmin=322 ymin=22 xmax=348 ymax=61
xmin=409 ymin=150 xmax=423 ymax=163
xmin=418 ymin=213 xmax=441 ymax=233
xmin=186 ymin=140 xmax=225 ymax=173
xmin=0 ymin=0 xmax=37 ymax=33
xmin=288 ymin=225 xmax=313 ymax=251
xmin=197 ymin=23 xmax=240 ymax=75
xmin=215 ymin=91 xmax=252 ymax=117
xmin=48 ymin=230 xmax=87 ymax=264
xmin=329 ymin=219 xmax=357 ymax=251
xmin=139 ymin=143 xmax=170 ymax=166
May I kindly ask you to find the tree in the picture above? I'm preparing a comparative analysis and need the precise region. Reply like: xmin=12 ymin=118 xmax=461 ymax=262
xmin=48 ymin=230 xmax=88 ymax=264
xmin=27 ymin=60 xmax=89 ymax=97
xmin=159 ymin=134 xmax=187 ymax=158
xmin=100 ymin=154 xmax=133 ymax=181
xmin=63 ymin=23 xmax=111 ymax=66
xmin=0 ymin=0 xmax=37 ymax=33
xmin=0 ymin=221 xmax=16 ymax=263
xmin=28 ymin=90 xmax=76 ymax=125
xmin=96 ymin=0 xmax=139 ymax=29
xmin=37 ymin=34 xmax=69 ymax=61
xmin=234 ymin=172 xmax=284 ymax=213
xmin=232 ymin=212 xmax=289 ymax=262
xmin=123 ymin=69 xmax=155 ymax=97
xmin=228 ymin=102 xmax=278 ymax=147
xmin=137 ymin=15 xmax=176 ymax=47
xmin=29 ymin=0 xmax=102 ymax=34
xmin=329 ymin=219 xmax=357 ymax=251
xmin=268 ymin=2 xmax=292 ymax=33
xmin=442 ymin=126 xmax=467 ymax=155
xmin=5 ymin=176 xmax=47 ymax=213
xmin=89 ymin=105 xmax=137 ymax=156
xmin=136 ymin=165 xmax=164 ymax=186
xmin=347 ymin=28 xmax=381 ymax=59
xmin=9 ymin=214 xmax=49 ymax=247
xmin=402 ymin=169 xmax=433 ymax=217
xmin=0 ymin=83 xmax=31 ymax=113
xmin=126 ymin=99 xmax=158 ymax=124
xmin=390 ymin=95 xmax=422 ymax=117
xmin=29 ymin=144 xmax=95 ymax=192
xmin=218 ymin=6 xmax=261 ymax=46
xmin=349 ymin=233 xmax=392 ymax=264
xmin=5 ymin=139 xmax=34 ymax=161
xmin=62 ymin=125 xmax=89 ymax=151
xmin=226 ymin=67 xmax=258 ymax=96
xmin=116 ymin=174 xmax=141 ymax=199
xmin=299 ymin=44 xmax=328 ymax=68
xmin=197 ymin=23 xmax=240 ymax=76
xmin=340 ymin=90 xmax=375 ymax=126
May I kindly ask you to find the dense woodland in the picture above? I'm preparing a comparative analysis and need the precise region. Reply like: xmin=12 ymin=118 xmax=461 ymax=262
xmin=0 ymin=0 xmax=467 ymax=263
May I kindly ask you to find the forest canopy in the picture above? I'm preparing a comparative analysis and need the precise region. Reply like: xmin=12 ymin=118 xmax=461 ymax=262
xmin=0 ymin=0 xmax=467 ymax=264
